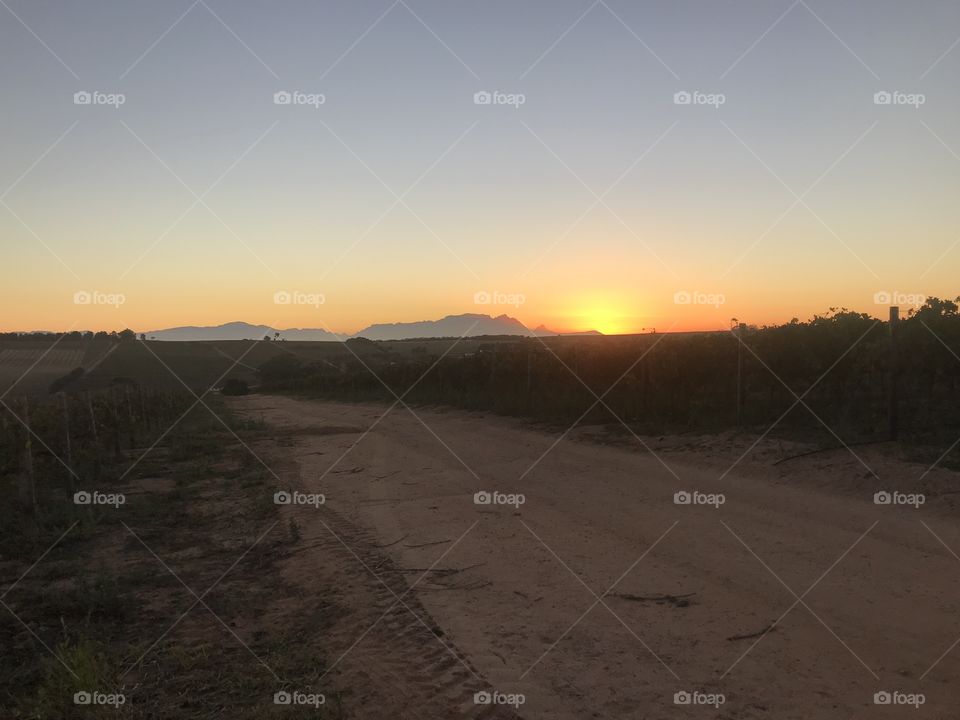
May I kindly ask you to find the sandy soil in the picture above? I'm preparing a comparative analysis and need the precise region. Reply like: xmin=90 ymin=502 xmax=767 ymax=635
xmin=231 ymin=394 xmax=960 ymax=719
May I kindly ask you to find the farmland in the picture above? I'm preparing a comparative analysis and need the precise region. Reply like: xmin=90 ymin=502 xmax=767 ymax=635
xmin=0 ymin=340 xmax=116 ymax=396
xmin=3 ymin=301 xmax=960 ymax=718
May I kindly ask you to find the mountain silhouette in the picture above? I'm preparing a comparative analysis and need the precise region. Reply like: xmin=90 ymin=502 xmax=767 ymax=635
xmin=353 ymin=313 xmax=531 ymax=340
xmin=144 ymin=321 xmax=343 ymax=342
xmin=143 ymin=315 xmax=601 ymax=341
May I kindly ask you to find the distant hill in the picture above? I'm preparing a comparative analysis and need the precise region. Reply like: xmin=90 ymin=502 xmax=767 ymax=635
xmin=145 ymin=321 xmax=343 ymax=342
xmin=143 ymin=315 xmax=601 ymax=341
xmin=353 ymin=313 xmax=532 ymax=341
xmin=532 ymin=324 xmax=602 ymax=337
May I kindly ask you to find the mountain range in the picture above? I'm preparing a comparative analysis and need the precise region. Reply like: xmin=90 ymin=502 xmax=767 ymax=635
xmin=144 ymin=315 xmax=601 ymax=341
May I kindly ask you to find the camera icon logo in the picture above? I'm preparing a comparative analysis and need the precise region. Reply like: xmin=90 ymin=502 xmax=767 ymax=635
xmin=673 ymin=290 xmax=692 ymax=305
xmin=473 ymin=290 xmax=491 ymax=305
xmin=274 ymin=690 xmax=292 ymax=705
xmin=274 ymin=91 xmax=292 ymax=105
xmin=73 ymin=91 xmax=92 ymax=105
xmin=874 ymin=91 xmax=892 ymax=105
xmin=74 ymin=490 xmax=92 ymax=505
xmin=673 ymin=690 xmax=692 ymax=705
xmin=273 ymin=290 xmax=292 ymax=305
xmin=673 ymin=491 xmax=691 ymax=505
xmin=274 ymin=491 xmax=292 ymax=505
xmin=474 ymin=491 xmax=492 ymax=505
xmin=73 ymin=290 xmax=92 ymax=305
xmin=873 ymin=491 xmax=891 ymax=505
xmin=873 ymin=691 xmax=891 ymax=705
xmin=474 ymin=91 xmax=492 ymax=105
xmin=474 ymin=691 xmax=492 ymax=704
xmin=673 ymin=91 xmax=692 ymax=105
xmin=74 ymin=691 xmax=92 ymax=705
xmin=873 ymin=291 xmax=892 ymax=304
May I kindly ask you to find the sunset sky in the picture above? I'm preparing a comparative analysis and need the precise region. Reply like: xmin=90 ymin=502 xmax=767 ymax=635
xmin=2 ymin=0 xmax=959 ymax=335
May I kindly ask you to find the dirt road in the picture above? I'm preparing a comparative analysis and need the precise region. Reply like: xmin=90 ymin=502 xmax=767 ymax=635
xmin=232 ymin=394 xmax=960 ymax=719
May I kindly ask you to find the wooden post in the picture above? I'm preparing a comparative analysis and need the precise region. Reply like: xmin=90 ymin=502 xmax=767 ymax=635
xmin=125 ymin=385 xmax=136 ymax=448
xmin=138 ymin=386 xmax=147 ymax=429
xmin=526 ymin=349 xmax=533 ymax=396
xmin=86 ymin=392 xmax=98 ymax=441
xmin=736 ymin=323 xmax=746 ymax=426
xmin=889 ymin=306 xmax=900 ymax=440
xmin=110 ymin=389 xmax=122 ymax=459
xmin=17 ymin=398 xmax=36 ymax=514
xmin=639 ymin=354 xmax=648 ymax=415
xmin=61 ymin=393 xmax=74 ymax=495
xmin=86 ymin=391 xmax=101 ymax=480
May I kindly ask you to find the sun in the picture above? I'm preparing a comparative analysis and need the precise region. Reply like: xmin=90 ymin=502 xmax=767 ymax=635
xmin=588 ymin=314 xmax=624 ymax=335
xmin=578 ymin=299 xmax=630 ymax=335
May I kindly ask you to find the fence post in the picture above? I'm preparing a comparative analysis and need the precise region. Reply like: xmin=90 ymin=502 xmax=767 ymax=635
xmin=17 ymin=398 xmax=36 ymax=514
xmin=110 ymin=389 xmax=122 ymax=459
xmin=125 ymin=385 xmax=136 ymax=448
xmin=639 ymin=354 xmax=648 ymax=415
xmin=736 ymin=322 xmax=746 ymax=426
xmin=888 ymin=306 xmax=900 ymax=440
xmin=526 ymin=349 xmax=533 ymax=396
xmin=61 ymin=393 xmax=74 ymax=496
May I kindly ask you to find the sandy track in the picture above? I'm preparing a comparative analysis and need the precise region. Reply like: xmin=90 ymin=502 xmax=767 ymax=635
xmin=232 ymin=394 xmax=960 ymax=719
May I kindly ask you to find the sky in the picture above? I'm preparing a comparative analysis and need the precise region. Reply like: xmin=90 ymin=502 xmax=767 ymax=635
xmin=2 ymin=0 xmax=959 ymax=335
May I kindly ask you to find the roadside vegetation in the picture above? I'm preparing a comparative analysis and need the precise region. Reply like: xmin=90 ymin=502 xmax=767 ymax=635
xmin=256 ymin=299 xmax=960 ymax=463
xmin=0 ymin=389 xmax=339 ymax=718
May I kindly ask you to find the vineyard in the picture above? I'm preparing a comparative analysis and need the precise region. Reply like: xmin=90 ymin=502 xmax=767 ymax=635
xmin=0 ymin=386 xmax=196 ymax=551
xmin=2 ymin=302 xmax=960 ymax=716
xmin=0 ymin=383 xmax=343 ymax=718
xmin=258 ymin=301 xmax=960 ymax=454
xmin=0 ymin=339 xmax=116 ymax=396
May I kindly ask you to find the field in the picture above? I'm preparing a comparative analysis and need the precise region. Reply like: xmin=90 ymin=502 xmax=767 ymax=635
xmin=0 ymin=340 xmax=116 ymax=396
xmin=1 ymin=335 xmax=554 ymax=396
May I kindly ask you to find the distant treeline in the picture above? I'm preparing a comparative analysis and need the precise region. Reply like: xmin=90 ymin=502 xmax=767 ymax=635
xmin=0 ymin=329 xmax=139 ymax=341
xmin=255 ymin=298 xmax=960 ymax=446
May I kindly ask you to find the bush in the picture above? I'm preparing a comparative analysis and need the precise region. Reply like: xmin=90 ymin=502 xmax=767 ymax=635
xmin=257 ymin=355 xmax=304 ymax=383
xmin=49 ymin=367 xmax=84 ymax=393
xmin=221 ymin=378 xmax=249 ymax=396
